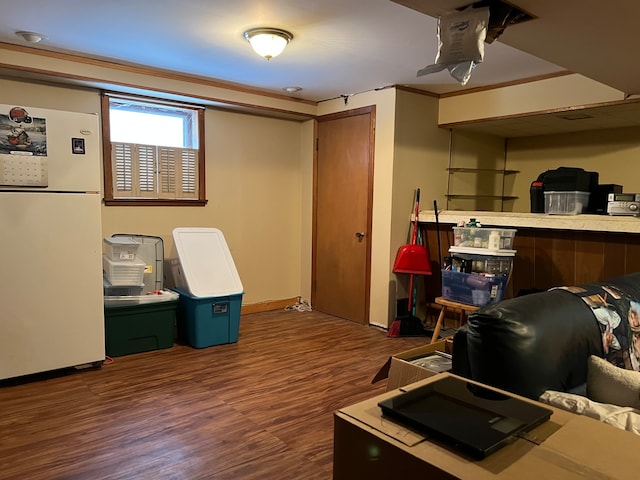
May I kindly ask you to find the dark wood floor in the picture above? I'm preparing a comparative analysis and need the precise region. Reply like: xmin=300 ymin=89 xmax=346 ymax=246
xmin=0 ymin=310 xmax=430 ymax=479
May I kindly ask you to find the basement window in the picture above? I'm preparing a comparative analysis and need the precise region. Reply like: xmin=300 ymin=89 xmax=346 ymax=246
xmin=101 ymin=92 xmax=206 ymax=206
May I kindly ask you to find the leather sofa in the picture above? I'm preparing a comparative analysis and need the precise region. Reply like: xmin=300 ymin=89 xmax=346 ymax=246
xmin=451 ymin=272 xmax=640 ymax=400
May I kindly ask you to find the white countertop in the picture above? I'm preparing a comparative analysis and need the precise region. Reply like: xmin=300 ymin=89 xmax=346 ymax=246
xmin=418 ymin=210 xmax=640 ymax=233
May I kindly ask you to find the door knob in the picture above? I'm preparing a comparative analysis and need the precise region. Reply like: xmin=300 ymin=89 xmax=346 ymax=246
xmin=355 ymin=232 xmax=366 ymax=240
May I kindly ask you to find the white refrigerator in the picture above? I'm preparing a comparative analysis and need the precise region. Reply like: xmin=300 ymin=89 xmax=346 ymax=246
xmin=0 ymin=104 xmax=105 ymax=381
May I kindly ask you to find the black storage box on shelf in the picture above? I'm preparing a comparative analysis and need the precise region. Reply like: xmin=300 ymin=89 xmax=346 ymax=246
xmin=543 ymin=167 xmax=598 ymax=192
xmin=530 ymin=167 xmax=599 ymax=213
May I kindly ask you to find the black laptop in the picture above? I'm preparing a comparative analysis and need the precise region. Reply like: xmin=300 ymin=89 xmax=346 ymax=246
xmin=378 ymin=375 xmax=552 ymax=460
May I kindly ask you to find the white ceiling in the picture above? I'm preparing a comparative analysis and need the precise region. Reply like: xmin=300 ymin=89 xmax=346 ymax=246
xmin=0 ymin=0 xmax=639 ymax=136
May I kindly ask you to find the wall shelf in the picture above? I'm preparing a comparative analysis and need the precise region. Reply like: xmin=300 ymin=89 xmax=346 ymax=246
xmin=445 ymin=133 xmax=519 ymax=210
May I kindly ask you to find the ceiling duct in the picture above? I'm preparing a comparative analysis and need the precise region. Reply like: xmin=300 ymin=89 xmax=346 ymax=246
xmin=458 ymin=0 xmax=535 ymax=43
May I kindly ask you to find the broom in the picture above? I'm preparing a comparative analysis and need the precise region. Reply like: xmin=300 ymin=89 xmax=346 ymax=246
xmin=388 ymin=189 xmax=431 ymax=337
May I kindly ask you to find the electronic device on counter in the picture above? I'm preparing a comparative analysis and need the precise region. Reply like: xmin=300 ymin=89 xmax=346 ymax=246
xmin=378 ymin=375 xmax=552 ymax=460
xmin=607 ymin=193 xmax=640 ymax=216
xmin=608 ymin=193 xmax=640 ymax=202
xmin=592 ymin=184 xmax=623 ymax=214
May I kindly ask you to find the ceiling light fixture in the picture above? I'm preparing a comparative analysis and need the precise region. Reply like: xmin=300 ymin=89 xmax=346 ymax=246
xmin=283 ymin=86 xmax=302 ymax=93
xmin=243 ymin=28 xmax=293 ymax=60
xmin=16 ymin=31 xmax=43 ymax=43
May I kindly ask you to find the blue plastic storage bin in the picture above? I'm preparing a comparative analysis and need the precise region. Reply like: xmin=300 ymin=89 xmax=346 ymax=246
xmin=174 ymin=287 xmax=242 ymax=348
xmin=170 ymin=228 xmax=244 ymax=348
xmin=441 ymin=269 xmax=507 ymax=307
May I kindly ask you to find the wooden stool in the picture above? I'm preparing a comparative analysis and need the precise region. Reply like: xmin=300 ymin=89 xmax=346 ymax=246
xmin=430 ymin=297 xmax=479 ymax=344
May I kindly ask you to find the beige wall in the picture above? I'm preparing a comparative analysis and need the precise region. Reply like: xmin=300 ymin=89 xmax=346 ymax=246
xmin=298 ymin=120 xmax=315 ymax=304
xmin=8 ymin=49 xmax=640 ymax=326
xmin=1 ymin=65 xmax=407 ymax=325
xmin=391 ymin=90 xmax=450 ymax=320
xmin=103 ymin=110 xmax=308 ymax=305
xmin=1 ymin=77 xmax=310 ymax=306
xmin=438 ymin=74 xmax=625 ymax=125
xmin=447 ymin=131 xmax=509 ymax=212
xmin=1 ymin=45 xmax=316 ymax=117
xmin=506 ymin=127 xmax=640 ymax=212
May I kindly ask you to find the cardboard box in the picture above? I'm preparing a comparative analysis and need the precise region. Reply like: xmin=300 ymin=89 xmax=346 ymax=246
xmin=372 ymin=339 xmax=454 ymax=391
xmin=335 ymin=372 xmax=640 ymax=479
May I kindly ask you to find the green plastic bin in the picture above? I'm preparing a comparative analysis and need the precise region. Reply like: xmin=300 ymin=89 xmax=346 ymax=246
xmin=104 ymin=298 xmax=177 ymax=357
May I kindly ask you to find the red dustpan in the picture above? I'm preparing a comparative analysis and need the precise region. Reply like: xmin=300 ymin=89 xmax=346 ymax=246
xmin=393 ymin=244 xmax=431 ymax=274
xmin=389 ymin=188 xmax=431 ymax=337
xmin=393 ymin=188 xmax=432 ymax=275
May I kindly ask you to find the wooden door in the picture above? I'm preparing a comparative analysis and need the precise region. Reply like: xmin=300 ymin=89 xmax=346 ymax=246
xmin=313 ymin=107 xmax=375 ymax=324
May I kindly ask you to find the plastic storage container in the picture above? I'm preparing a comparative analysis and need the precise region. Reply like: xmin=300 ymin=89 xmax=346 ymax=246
xmin=171 ymin=227 xmax=244 ymax=348
xmin=104 ymin=289 xmax=178 ymax=307
xmin=103 ymin=237 xmax=141 ymax=261
xmin=441 ymin=269 xmax=507 ymax=307
xmin=110 ymin=234 xmax=165 ymax=295
xmin=174 ymin=287 xmax=242 ymax=348
xmin=171 ymin=227 xmax=244 ymax=297
xmin=544 ymin=191 xmax=590 ymax=215
xmin=447 ymin=246 xmax=515 ymax=276
xmin=452 ymin=227 xmax=517 ymax=250
xmin=103 ymin=234 xmax=179 ymax=356
xmin=104 ymin=294 xmax=178 ymax=357
xmin=102 ymin=255 xmax=146 ymax=286
xmin=103 ymin=278 xmax=144 ymax=297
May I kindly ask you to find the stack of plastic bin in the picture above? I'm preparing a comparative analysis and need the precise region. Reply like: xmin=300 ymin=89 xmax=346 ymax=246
xmin=103 ymin=237 xmax=145 ymax=290
xmin=103 ymin=235 xmax=179 ymax=357
xmin=170 ymin=227 xmax=244 ymax=348
xmin=442 ymin=226 xmax=517 ymax=307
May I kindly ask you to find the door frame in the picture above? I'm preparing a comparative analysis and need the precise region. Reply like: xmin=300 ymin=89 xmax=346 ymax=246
xmin=312 ymin=105 xmax=376 ymax=324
